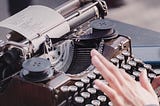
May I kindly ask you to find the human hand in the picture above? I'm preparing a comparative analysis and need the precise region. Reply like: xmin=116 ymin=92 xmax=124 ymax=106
xmin=152 ymin=76 xmax=160 ymax=90
xmin=152 ymin=76 xmax=160 ymax=97
xmin=91 ymin=49 xmax=159 ymax=106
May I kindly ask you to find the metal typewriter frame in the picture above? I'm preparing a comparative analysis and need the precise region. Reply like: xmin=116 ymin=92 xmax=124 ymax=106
xmin=0 ymin=0 xmax=159 ymax=106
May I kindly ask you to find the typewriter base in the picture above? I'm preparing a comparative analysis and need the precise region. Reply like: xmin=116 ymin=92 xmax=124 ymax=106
xmin=0 ymin=35 xmax=131 ymax=106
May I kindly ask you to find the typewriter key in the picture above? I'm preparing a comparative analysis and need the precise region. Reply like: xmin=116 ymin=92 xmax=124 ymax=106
xmin=93 ymin=69 xmax=101 ymax=79
xmin=148 ymin=73 xmax=156 ymax=82
xmin=81 ymin=92 xmax=90 ymax=98
xmin=122 ymin=50 xmax=130 ymax=64
xmin=93 ymin=84 xmax=104 ymax=95
xmin=97 ymin=95 xmax=108 ymax=106
xmin=60 ymin=86 xmax=69 ymax=93
xmin=134 ymin=58 xmax=143 ymax=68
xmin=60 ymin=86 xmax=69 ymax=103
xmin=73 ymin=96 xmax=85 ymax=106
xmin=122 ymin=64 xmax=132 ymax=74
xmin=80 ymin=92 xmax=91 ymax=104
xmin=68 ymin=85 xmax=78 ymax=97
xmin=143 ymin=64 xmax=152 ymax=72
xmin=108 ymin=101 xmax=113 ymax=106
xmin=133 ymin=71 xmax=140 ymax=81
xmin=81 ymin=77 xmax=90 ymax=88
xmin=87 ymin=73 xmax=96 ymax=83
xmin=87 ymin=88 xmax=97 ymax=99
xmin=110 ymin=58 xmax=119 ymax=67
xmin=116 ymin=54 xmax=124 ymax=68
xmin=138 ymin=67 xmax=146 ymax=72
xmin=75 ymin=81 xmax=84 ymax=93
xmin=153 ymin=69 xmax=160 ymax=76
xmin=91 ymin=100 xmax=101 ymax=106
xmin=128 ymin=60 xmax=137 ymax=71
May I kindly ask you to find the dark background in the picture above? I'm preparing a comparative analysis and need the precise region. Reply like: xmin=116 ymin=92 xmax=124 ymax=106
xmin=1 ymin=0 xmax=160 ymax=39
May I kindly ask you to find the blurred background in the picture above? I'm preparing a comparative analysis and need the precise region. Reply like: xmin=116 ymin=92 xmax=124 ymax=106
xmin=108 ymin=0 xmax=160 ymax=32
xmin=0 ymin=0 xmax=160 ymax=32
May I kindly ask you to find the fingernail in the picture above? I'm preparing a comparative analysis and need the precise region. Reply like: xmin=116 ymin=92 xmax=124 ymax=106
xmin=141 ymin=69 xmax=148 ymax=80
xmin=93 ymin=79 xmax=100 ymax=89
xmin=91 ymin=49 xmax=97 ymax=56
xmin=93 ymin=79 xmax=97 ymax=85
xmin=92 ymin=55 xmax=99 ymax=65
xmin=143 ymin=69 xmax=147 ymax=76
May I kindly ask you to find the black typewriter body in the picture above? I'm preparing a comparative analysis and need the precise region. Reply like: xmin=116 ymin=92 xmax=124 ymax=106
xmin=0 ymin=0 xmax=159 ymax=106
xmin=0 ymin=34 xmax=131 ymax=106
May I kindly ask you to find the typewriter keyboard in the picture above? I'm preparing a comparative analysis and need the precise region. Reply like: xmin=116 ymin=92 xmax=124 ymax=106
xmin=59 ymin=50 xmax=159 ymax=106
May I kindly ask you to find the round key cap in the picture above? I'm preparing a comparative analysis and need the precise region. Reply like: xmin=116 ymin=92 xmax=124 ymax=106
xmin=110 ymin=58 xmax=119 ymax=67
xmin=122 ymin=64 xmax=131 ymax=74
xmin=81 ymin=92 xmax=91 ymax=104
xmin=91 ymin=100 xmax=101 ymax=106
xmin=97 ymin=95 xmax=108 ymax=105
xmin=75 ymin=81 xmax=84 ymax=93
xmin=122 ymin=50 xmax=130 ymax=63
xmin=116 ymin=54 xmax=125 ymax=68
xmin=74 ymin=96 xmax=84 ymax=106
xmin=87 ymin=88 xmax=97 ymax=99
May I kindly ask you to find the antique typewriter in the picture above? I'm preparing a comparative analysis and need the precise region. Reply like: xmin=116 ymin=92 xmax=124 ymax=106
xmin=0 ymin=0 xmax=159 ymax=106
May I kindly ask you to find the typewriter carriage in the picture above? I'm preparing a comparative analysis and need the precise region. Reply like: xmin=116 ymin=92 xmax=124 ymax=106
xmin=0 ymin=0 xmax=110 ymax=81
